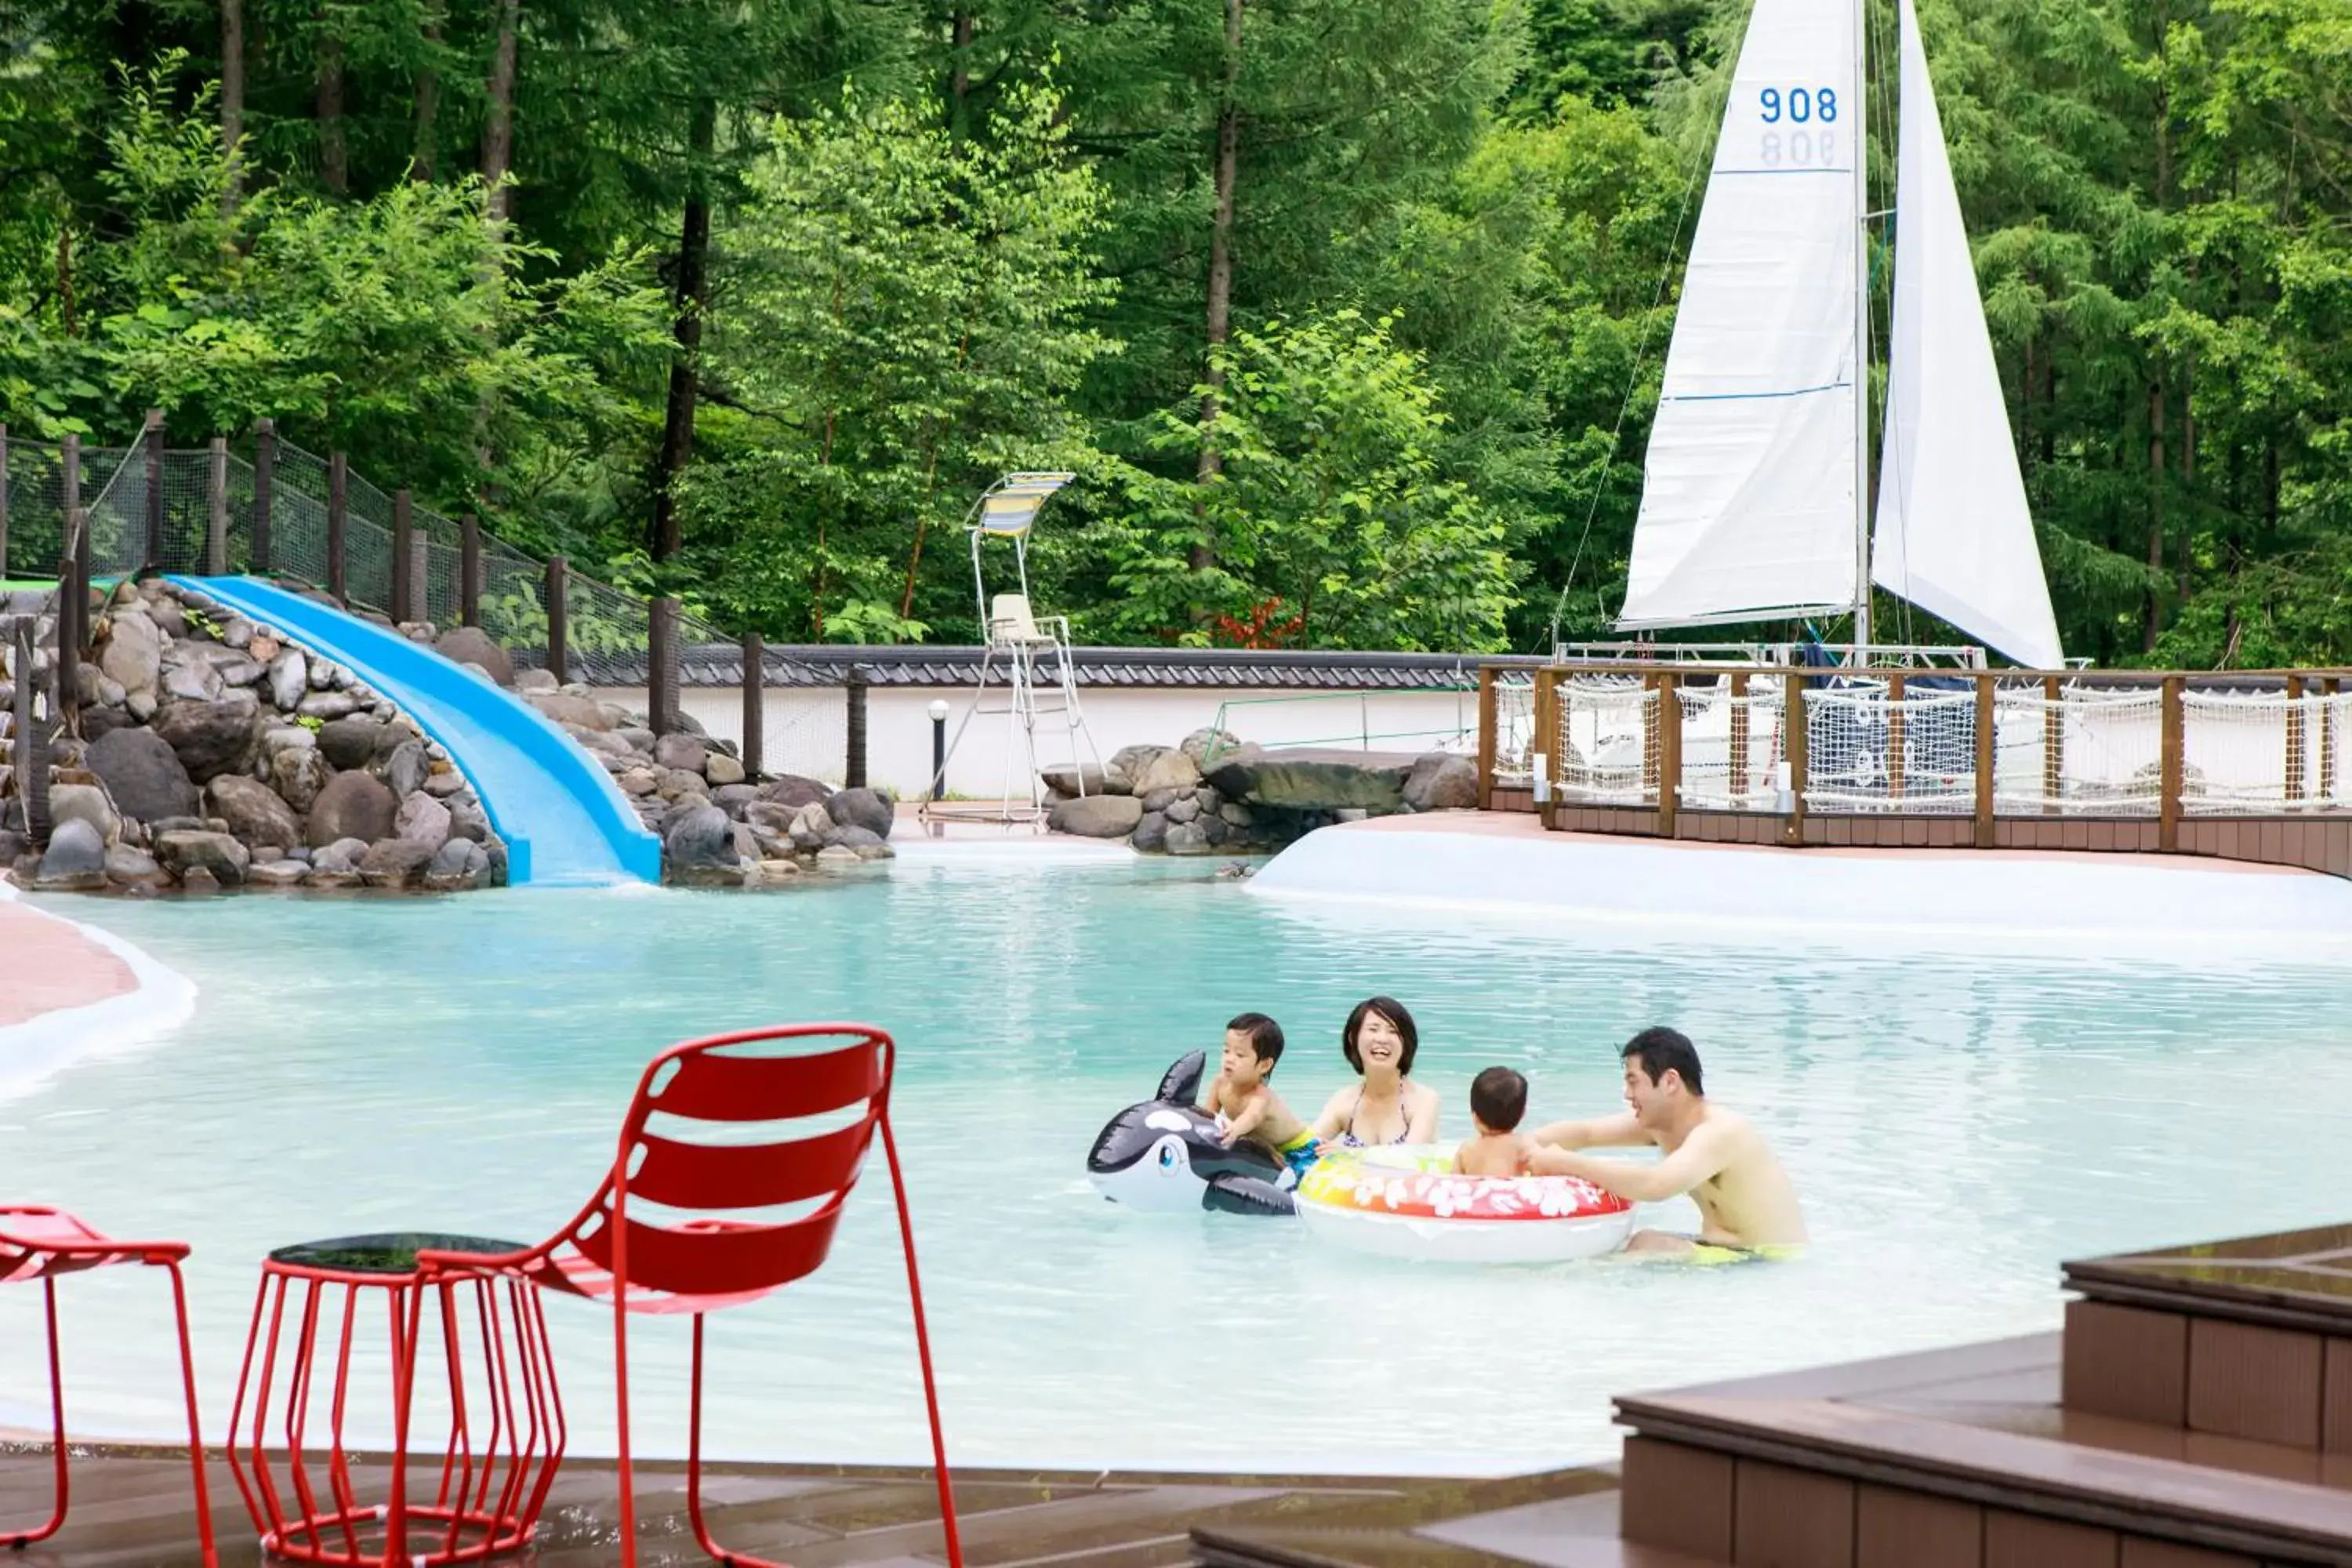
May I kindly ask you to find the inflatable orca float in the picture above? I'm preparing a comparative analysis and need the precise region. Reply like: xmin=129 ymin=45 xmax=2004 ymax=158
xmin=1084 ymin=1051 xmax=1298 ymax=1217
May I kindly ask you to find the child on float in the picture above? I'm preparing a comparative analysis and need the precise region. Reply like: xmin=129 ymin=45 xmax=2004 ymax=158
xmin=1197 ymin=1012 xmax=1320 ymax=1179
xmin=1451 ymin=1066 xmax=1531 ymax=1178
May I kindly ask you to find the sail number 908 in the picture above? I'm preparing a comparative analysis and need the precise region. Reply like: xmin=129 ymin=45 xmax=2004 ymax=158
xmin=1759 ymin=87 xmax=1837 ymax=123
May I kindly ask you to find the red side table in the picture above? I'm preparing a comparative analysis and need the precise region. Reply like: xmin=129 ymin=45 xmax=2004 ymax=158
xmin=227 ymin=1232 xmax=566 ymax=1566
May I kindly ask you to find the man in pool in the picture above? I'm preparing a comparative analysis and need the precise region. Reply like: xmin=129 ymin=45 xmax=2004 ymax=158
xmin=1197 ymin=1013 xmax=1320 ymax=1180
xmin=1522 ymin=1027 xmax=1806 ymax=1260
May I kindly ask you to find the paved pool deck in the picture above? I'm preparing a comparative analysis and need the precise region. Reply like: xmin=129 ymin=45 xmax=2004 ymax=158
xmin=0 ymin=878 xmax=140 ymax=1027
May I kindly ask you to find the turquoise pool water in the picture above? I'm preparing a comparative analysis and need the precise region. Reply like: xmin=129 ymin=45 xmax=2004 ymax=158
xmin=6 ymin=846 xmax=2352 ymax=1476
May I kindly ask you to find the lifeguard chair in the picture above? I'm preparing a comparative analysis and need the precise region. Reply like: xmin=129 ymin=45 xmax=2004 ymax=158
xmin=925 ymin=473 xmax=1101 ymax=823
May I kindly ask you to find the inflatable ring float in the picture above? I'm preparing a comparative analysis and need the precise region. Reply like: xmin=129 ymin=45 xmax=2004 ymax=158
xmin=1296 ymin=1147 xmax=1635 ymax=1264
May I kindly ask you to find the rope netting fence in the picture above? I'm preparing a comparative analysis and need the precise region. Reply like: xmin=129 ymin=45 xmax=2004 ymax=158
xmin=1 ymin=426 xmax=851 ymax=782
xmin=1534 ymin=673 xmax=2352 ymax=816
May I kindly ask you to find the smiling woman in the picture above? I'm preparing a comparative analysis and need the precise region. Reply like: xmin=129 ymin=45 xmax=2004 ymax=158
xmin=1309 ymin=996 xmax=1443 ymax=1148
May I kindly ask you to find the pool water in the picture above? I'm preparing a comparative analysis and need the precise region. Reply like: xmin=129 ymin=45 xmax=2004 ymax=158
xmin=5 ymin=848 xmax=2351 ymax=1477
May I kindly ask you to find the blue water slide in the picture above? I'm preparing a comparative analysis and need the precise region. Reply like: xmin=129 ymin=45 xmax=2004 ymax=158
xmin=167 ymin=575 xmax=662 ymax=886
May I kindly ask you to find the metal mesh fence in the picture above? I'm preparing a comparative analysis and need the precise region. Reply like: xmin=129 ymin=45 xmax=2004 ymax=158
xmin=2 ymin=441 xmax=129 ymax=579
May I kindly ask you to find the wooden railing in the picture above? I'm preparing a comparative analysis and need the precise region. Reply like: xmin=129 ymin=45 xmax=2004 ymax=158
xmin=1476 ymin=662 xmax=2352 ymax=877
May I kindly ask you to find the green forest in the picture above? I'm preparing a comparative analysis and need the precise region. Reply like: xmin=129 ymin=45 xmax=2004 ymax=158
xmin=2 ymin=0 xmax=2347 ymax=666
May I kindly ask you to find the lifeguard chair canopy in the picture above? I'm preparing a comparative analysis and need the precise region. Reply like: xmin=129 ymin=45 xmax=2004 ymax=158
xmin=970 ymin=472 xmax=1077 ymax=539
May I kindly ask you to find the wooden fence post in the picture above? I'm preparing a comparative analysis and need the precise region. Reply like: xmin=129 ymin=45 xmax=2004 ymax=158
xmin=57 ymin=434 xmax=82 ymax=733
xmin=2159 ymin=674 xmax=2184 ymax=851
xmin=0 ymin=422 xmax=9 ymax=582
xmin=1657 ymin=672 xmax=1681 ymax=837
xmin=845 ymin=664 xmax=869 ymax=789
xmin=1475 ymin=665 xmax=1497 ymax=811
xmin=2285 ymin=673 xmax=2306 ymax=807
xmin=327 ymin=452 xmax=348 ymax=601
xmin=251 ymin=417 xmax=274 ymax=574
xmin=2042 ymin=673 xmax=2063 ymax=813
xmin=1784 ymin=670 xmax=1808 ymax=845
xmin=1974 ymin=673 xmax=1996 ymax=848
xmin=141 ymin=408 xmax=165 ymax=575
xmin=391 ymin=489 xmax=414 ymax=623
xmin=11 ymin=619 xmax=45 ymax=846
xmin=742 ymin=631 xmax=764 ymax=780
xmin=206 ymin=437 xmax=229 ymax=575
xmin=544 ymin=555 xmax=568 ymax=685
xmin=459 ymin=513 xmax=481 ymax=627
xmin=1534 ymin=669 xmax=1559 ymax=830
xmin=648 ymin=596 xmax=679 ymax=735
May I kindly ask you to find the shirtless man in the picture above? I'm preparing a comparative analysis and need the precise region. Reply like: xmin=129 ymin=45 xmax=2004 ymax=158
xmin=1523 ymin=1026 xmax=1806 ymax=1257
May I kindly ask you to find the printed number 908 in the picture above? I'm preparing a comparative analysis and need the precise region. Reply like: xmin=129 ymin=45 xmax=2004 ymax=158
xmin=1760 ymin=87 xmax=1837 ymax=123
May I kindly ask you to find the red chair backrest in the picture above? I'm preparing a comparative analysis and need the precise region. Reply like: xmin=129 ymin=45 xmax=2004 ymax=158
xmin=575 ymin=1024 xmax=894 ymax=1301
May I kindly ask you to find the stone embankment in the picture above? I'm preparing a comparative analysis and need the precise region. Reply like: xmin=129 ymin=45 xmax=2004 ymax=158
xmin=2 ymin=580 xmax=503 ymax=893
xmin=1 ymin=579 xmax=892 ymax=895
xmin=1040 ymin=730 xmax=1479 ymax=853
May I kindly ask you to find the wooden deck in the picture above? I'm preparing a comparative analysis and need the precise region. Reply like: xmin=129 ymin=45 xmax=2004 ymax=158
xmin=0 ymin=1444 xmax=1561 ymax=1568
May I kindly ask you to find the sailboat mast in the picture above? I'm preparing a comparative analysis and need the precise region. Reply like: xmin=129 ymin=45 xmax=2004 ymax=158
xmin=1851 ymin=0 xmax=1873 ymax=655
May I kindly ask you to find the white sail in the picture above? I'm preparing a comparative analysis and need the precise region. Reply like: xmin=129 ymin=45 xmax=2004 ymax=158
xmin=1871 ymin=0 xmax=2063 ymax=668
xmin=1618 ymin=0 xmax=1864 ymax=630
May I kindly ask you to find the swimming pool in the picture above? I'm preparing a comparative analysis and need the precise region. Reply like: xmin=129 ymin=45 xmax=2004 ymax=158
xmin=6 ymin=847 xmax=2351 ymax=1476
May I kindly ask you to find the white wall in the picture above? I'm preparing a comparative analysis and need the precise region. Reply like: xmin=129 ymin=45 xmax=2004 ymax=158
xmin=592 ymin=683 xmax=1481 ymax=797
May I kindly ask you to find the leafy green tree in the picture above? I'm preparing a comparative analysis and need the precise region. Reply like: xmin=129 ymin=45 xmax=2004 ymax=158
xmin=1103 ymin=310 xmax=1518 ymax=650
xmin=680 ymin=79 xmax=1116 ymax=642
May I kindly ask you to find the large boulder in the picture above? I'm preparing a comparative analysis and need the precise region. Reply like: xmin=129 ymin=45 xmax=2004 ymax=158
xmin=1131 ymin=811 xmax=1170 ymax=852
xmin=154 ymin=829 xmax=251 ymax=886
xmin=1047 ymin=793 xmax=1143 ymax=839
xmin=267 ymin=648 xmax=309 ymax=712
xmin=1041 ymin=764 xmax=1125 ymax=797
xmin=424 ymin=837 xmax=490 ymax=891
xmin=33 ymin=818 xmax=108 ymax=891
xmin=1180 ymin=728 xmax=1243 ymax=768
xmin=705 ymin=750 xmax=746 ymax=786
xmin=664 ymin=804 xmax=742 ymax=887
xmin=206 ymin=775 xmax=303 ymax=850
xmin=105 ymin=844 xmax=168 ymax=888
xmin=1205 ymin=746 xmax=1415 ymax=812
xmin=757 ymin=775 xmax=831 ymax=810
xmin=524 ymin=690 xmax=612 ymax=731
xmin=48 ymin=782 xmax=122 ymax=848
xmin=306 ymin=771 xmax=397 ymax=848
xmin=270 ymin=742 xmax=332 ymax=814
xmin=358 ymin=837 xmax=436 ymax=888
xmin=1124 ymin=746 xmax=1202 ymax=797
xmin=1403 ymin=752 xmax=1480 ymax=812
xmin=152 ymin=698 xmax=258 ymax=782
xmin=433 ymin=626 xmax=514 ymax=686
xmin=654 ymin=732 xmax=709 ymax=774
xmin=86 ymin=727 xmax=199 ymax=823
xmin=383 ymin=739 xmax=430 ymax=799
xmin=318 ymin=715 xmax=390 ymax=771
xmin=826 ymin=786 xmax=894 ymax=839
xmin=394 ymin=793 xmax=452 ymax=851
xmin=98 ymin=610 xmax=163 ymax=706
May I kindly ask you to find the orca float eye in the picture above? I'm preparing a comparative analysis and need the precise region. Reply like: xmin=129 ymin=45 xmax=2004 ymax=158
xmin=1157 ymin=1145 xmax=1179 ymax=1171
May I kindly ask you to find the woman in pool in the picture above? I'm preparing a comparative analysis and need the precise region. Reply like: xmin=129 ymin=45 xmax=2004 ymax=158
xmin=1308 ymin=996 xmax=1441 ymax=1149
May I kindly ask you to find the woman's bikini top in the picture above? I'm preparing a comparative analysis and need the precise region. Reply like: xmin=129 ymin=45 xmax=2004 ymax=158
xmin=1340 ymin=1083 xmax=1414 ymax=1146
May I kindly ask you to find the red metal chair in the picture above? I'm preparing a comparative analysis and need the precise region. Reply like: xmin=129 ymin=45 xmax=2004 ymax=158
xmin=0 ymin=1206 xmax=219 ymax=1566
xmin=411 ymin=1023 xmax=961 ymax=1568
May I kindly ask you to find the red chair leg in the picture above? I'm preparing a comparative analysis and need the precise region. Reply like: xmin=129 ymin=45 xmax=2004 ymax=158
xmin=683 ymin=1312 xmax=793 ymax=1568
xmin=882 ymin=1112 xmax=964 ymax=1568
xmin=161 ymin=1259 xmax=222 ymax=1568
xmin=1 ymin=1279 xmax=67 ymax=1549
